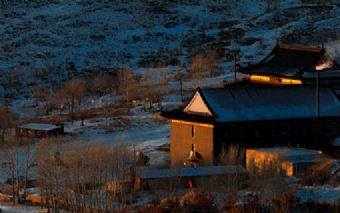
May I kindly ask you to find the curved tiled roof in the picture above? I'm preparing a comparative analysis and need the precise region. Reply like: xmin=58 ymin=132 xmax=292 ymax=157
xmin=239 ymin=43 xmax=340 ymax=77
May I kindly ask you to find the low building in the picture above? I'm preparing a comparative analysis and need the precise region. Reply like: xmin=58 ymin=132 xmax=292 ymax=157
xmin=0 ymin=193 xmax=10 ymax=202
xmin=134 ymin=165 xmax=246 ymax=190
xmin=246 ymin=147 xmax=323 ymax=176
xmin=162 ymin=86 xmax=340 ymax=167
xmin=16 ymin=123 xmax=64 ymax=137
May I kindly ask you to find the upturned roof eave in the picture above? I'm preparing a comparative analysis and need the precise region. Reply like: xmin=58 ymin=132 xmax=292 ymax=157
xmin=238 ymin=43 xmax=326 ymax=76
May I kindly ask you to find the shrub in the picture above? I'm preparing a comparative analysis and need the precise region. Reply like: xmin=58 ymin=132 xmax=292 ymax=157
xmin=295 ymin=201 xmax=340 ymax=213
xmin=136 ymin=206 xmax=164 ymax=213
xmin=159 ymin=196 xmax=181 ymax=213
xmin=220 ymin=197 xmax=268 ymax=213
xmin=180 ymin=191 xmax=216 ymax=213
xmin=271 ymin=193 xmax=297 ymax=213
xmin=299 ymin=160 xmax=333 ymax=186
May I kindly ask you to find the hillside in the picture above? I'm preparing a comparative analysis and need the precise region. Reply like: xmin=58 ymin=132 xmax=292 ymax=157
xmin=1 ymin=0 xmax=340 ymax=99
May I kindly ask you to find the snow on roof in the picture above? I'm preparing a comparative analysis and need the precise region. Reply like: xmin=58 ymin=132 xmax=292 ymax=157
xmin=136 ymin=165 xmax=246 ymax=179
xmin=197 ymin=86 xmax=340 ymax=122
xmin=239 ymin=43 xmax=330 ymax=76
xmin=250 ymin=147 xmax=322 ymax=157
xmin=289 ymin=159 xmax=324 ymax=164
xmin=19 ymin=123 xmax=61 ymax=131
xmin=248 ymin=147 xmax=323 ymax=163
xmin=302 ymin=70 xmax=340 ymax=78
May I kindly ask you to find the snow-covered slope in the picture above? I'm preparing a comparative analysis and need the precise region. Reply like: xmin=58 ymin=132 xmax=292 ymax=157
xmin=0 ymin=201 xmax=46 ymax=213
xmin=1 ymin=0 xmax=340 ymax=98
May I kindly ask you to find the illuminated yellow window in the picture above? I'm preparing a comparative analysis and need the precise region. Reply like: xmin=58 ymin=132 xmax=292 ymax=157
xmin=250 ymin=75 xmax=302 ymax=85
xmin=281 ymin=162 xmax=293 ymax=176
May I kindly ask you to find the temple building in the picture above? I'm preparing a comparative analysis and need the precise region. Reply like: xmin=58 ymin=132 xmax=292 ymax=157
xmin=238 ymin=43 xmax=340 ymax=85
xmin=162 ymin=86 xmax=340 ymax=167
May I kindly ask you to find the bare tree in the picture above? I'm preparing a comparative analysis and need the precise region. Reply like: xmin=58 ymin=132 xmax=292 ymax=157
xmin=34 ymin=137 xmax=68 ymax=212
xmin=218 ymin=144 xmax=244 ymax=165
xmin=22 ymin=142 xmax=33 ymax=202
xmin=141 ymin=68 xmax=157 ymax=109
xmin=206 ymin=49 xmax=220 ymax=78
xmin=203 ymin=144 xmax=246 ymax=198
xmin=189 ymin=53 xmax=205 ymax=86
xmin=3 ymin=141 xmax=20 ymax=204
xmin=0 ymin=104 xmax=16 ymax=143
xmin=248 ymin=160 xmax=296 ymax=201
xmin=189 ymin=50 xmax=220 ymax=87
xmin=117 ymin=67 xmax=135 ymax=112
xmin=51 ymin=92 xmax=66 ymax=123
xmin=90 ymin=73 xmax=113 ymax=98
xmin=56 ymin=77 xmax=87 ymax=120
xmin=32 ymin=86 xmax=51 ymax=115
xmin=35 ymin=140 xmax=133 ymax=212
xmin=140 ymin=68 xmax=169 ymax=110
xmin=158 ymin=68 xmax=169 ymax=106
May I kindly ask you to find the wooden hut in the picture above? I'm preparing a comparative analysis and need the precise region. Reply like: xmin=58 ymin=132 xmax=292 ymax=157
xmin=16 ymin=123 xmax=64 ymax=137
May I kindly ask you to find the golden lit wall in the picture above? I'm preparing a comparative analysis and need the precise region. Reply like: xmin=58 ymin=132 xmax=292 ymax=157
xmin=170 ymin=120 xmax=214 ymax=167
xmin=246 ymin=149 xmax=294 ymax=176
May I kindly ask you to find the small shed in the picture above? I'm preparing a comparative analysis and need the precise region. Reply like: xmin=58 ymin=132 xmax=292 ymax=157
xmin=16 ymin=123 xmax=64 ymax=137
xmin=246 ymin=147 xmax=323 ymax=176
xmin=134 ymin=165 xmax=246 ymax=190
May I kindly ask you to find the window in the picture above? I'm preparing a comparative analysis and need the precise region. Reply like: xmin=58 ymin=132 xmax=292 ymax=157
xmin=191 ymin=125 xmax=196 ymax=138
xmin=191 ymin=144 xmax=196 ymax=151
